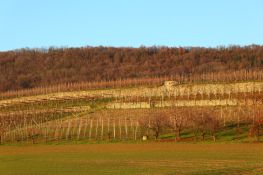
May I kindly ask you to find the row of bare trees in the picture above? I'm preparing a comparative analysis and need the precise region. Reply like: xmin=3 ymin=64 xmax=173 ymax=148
xmin=139 ymin=106 xmax=263 ymax=142
xmin=139 ymin=109 xmax=220 ymax=141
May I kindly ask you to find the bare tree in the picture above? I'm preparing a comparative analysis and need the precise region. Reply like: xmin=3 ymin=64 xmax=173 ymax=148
xmin=249 ymin=118 xmax=263 ymax=141
xmin=206 ymin=115 xmax=220 ymax=142
xmin=139 ymin=110 xmax=169 ymax=140
xmin=191 ymin=109 xmax=220 ymax=142
xmin=167 ymin=108 xmax=188 ymax=142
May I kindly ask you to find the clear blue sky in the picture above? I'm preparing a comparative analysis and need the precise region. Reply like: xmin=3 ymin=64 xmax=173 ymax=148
xmin=0 ymin=0 xmax=263 ymax=51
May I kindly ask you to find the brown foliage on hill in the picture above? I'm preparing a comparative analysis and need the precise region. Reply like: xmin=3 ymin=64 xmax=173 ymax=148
xmin=0 ymin=45 xmax=262 ymax=92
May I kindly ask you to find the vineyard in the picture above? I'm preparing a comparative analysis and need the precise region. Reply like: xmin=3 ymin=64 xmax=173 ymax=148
xmin=1 ymin=75 xmax=263 ymax=144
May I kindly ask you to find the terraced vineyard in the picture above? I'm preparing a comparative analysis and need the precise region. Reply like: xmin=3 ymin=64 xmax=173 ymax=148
xmin=1 ymin=79 xmax=263 ymax=144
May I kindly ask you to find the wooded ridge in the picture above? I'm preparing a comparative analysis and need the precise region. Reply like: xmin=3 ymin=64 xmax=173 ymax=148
xmin=0 ymin=45 xmax=262 ymax=92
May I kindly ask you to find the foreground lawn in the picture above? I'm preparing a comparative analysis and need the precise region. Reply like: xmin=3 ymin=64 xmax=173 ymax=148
xmin=0 ymin=143 xmax=263 ymax=175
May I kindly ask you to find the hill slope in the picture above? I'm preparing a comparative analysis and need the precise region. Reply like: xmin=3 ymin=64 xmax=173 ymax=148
xmin=0 ymin=45 xmax=263 ymax=91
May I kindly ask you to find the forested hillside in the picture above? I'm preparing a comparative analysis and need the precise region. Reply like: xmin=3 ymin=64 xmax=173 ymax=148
xmin=0 ymin=45 xmax=263 ymax=92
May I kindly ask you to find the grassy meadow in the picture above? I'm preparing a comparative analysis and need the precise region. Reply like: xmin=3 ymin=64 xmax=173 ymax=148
xmin=1 ymin=142 xmax=263 ymax=175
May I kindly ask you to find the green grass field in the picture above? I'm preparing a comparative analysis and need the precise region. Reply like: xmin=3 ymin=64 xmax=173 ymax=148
xmin=1 ymin=142 xmax=263 ymax=175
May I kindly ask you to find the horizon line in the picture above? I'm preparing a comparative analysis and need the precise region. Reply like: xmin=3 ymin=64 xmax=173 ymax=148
xmin=1 ymin=43 xmax=263 ymax=52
